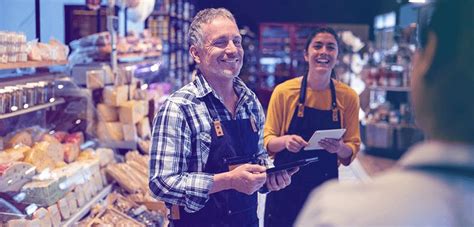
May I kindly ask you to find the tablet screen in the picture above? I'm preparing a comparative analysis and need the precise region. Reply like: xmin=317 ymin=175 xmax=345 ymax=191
xmin=304 ymin=128 xmax=346 ymax=150
xmin=266 ymin=157 xmax=319 ymax=174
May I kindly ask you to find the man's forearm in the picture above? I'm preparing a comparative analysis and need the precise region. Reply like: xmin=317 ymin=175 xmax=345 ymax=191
xmin=209 ymin=172 xmax=231 ymax=194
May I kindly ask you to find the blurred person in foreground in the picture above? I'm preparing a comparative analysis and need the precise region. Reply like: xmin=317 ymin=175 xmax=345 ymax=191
xmin=296 ymin=0 xmax=474 ymax=226
xmin=149 ymin=8 xmax=294 ymax=227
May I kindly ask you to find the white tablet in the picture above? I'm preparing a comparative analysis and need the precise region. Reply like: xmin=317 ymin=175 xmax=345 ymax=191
xmin=304 ymin=128 xmax=347 ymax=150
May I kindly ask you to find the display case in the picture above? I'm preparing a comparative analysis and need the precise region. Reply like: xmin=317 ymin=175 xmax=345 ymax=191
xmin=0 ymin=61 xmax=167 ymax=226
xmin=362 ymin=65 xmax=424 ymax=158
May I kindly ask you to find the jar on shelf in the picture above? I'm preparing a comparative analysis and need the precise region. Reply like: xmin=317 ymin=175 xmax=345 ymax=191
xmin=25 ymin=83 xmax=38 ymax=107
xmin=0 ymin=31 xmax=8 ymax=63
xmin=36 ymin=82 xmax=46 ymax=104
xmin=0 ymin=89 xmax=8 ymax=114
xmin=48 ymin=81 xmax=56 ymax=102
xmin=17 ymin=85 xmax=28 ymax=109
xmin=39 ymin=81 xmax=55 ymax=103
xmin=5 ymin=86 xmax=21 ymax=112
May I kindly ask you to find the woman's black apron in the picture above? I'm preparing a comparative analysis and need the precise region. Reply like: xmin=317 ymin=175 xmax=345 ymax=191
xmin=264 ymin=77 xmax=342 ymax=227
xmin=170 ymin=94 xmax=260 ymax=227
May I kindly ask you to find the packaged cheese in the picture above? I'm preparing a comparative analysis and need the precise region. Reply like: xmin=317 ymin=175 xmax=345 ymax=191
xmin=122 ymin=124 xmax=138 ymax=141
xmin=97 ymin=122 xmax=124 ymax=141
xmin=97 ymin=103 xmax=118 ymax=122
xmin=137 ymin=117 xmax=151 ymax=139
xmin=0 ymin=162 xmax=35 ymax=192
xmin=103 ymin=85 xmax=128 ymax=107
xmin=119 ymin=101 xmax=147 ymax=124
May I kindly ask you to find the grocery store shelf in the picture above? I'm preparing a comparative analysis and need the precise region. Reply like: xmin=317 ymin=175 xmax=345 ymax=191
xmin=118 ymin=51 xmax=162 ymax=63
xmin=0 ymin=60 xmax=68 ymax=70
xmin=100 ymin=141 xmax=137 ymax=150
xmin=369 ymin=86 xmax=411 ymax=92
xmin=61 ymin=185 xmax=112 ymax=227
xmin=0 ymin=98 xmax=65 ymax=120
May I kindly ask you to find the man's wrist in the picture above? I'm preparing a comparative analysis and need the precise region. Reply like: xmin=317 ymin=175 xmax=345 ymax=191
xmin=211 ymin=172 xmax=233 ymax=193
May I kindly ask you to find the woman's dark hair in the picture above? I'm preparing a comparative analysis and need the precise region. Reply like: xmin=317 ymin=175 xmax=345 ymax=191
xmin=415 ymin=0 xmax=474 ymax=143
xmin=303 ymin=26 xmax=341 ymax=79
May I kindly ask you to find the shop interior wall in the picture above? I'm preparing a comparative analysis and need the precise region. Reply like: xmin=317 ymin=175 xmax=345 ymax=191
xmin=0 ymin=0 xmax=145 ymax=44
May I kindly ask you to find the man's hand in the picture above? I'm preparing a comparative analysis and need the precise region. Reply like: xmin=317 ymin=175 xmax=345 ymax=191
xmin=266 ymin=167 xmax=299 ymax=191
xmin=283 ymin=135 xmax=308 ymax=153
xmin=228 ymin=164 xmax=267 ymax=195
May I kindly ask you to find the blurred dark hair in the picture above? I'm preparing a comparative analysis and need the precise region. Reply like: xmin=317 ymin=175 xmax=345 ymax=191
xmin=416 ymin=0 xmax=474 ymax=143
xmin=303 ymin=26 xmax=341 ymax=79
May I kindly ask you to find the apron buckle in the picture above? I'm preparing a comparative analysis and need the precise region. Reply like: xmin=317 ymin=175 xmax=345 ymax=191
xmin=170 ymin=204 xmax=181 ymax=220
xmin=297 ymin=103 xmax=305 ymax=117
xmin=214 ymin=120 xmax=224 ymax=137
xmin=332 ymin=108 xmax=339 ymax=122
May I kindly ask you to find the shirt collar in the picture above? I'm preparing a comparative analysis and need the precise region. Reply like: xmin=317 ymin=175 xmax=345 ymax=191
xmin=193 ymin=70 xmax=252 ymax=102
xmin=400 ymin=140 xmax=474 ymax=170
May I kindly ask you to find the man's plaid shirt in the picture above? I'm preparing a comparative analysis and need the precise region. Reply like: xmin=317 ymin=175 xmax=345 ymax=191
xmin=149 ymin=73 xmax=268 ymax=213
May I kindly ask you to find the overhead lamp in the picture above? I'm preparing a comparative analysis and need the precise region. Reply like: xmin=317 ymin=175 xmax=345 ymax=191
xmin=409 ymin=0 xmax=426 ymax=3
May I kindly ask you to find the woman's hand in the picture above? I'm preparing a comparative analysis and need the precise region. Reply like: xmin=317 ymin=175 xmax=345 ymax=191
xmin=318 ymin=138 xmax=344 ymax=154
xmin=318 ymin=138 xmax=352 ymax=158
xmin=283 ymin=135 xmax=308 ymax=153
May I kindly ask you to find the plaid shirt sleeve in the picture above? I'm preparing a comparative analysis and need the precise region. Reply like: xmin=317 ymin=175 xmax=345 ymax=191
xmin=149 ymin=99 xmax=214 ymax=213
xmin=253 ymin=95 xmax=271 ymax=168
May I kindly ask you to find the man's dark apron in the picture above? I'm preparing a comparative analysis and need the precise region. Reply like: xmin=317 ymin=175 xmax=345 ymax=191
xmin=170 ymin=94 xmax=260 ymax=227
xmin=264 ymin=77 xmax=342 ymax=227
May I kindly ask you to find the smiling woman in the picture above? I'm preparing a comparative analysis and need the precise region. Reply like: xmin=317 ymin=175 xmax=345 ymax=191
xmin=263 ymin=26 xmax=361 ymax=227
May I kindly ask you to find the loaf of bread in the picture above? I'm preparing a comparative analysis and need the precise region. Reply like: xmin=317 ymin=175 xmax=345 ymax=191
xmin=6 ymin=131 xmax=33 ymax=148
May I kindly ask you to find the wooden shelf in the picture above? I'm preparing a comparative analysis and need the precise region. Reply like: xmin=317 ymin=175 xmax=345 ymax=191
xmin=118 ymin=51 xmax=161 ymax=59
xmin=117 ymin=52 xmax=162 ymax=63
xmin=369 ymin=86 xmax=411 ymax=92
xmin=100 ymin=141 xmax=137 ymax=150
xmin=0 ymin=98 xmax=65 ymax=120
xmin=0 ymin=60 xmax=68 ymax=70
xmin=61 ymin=185 xmax=113 ymax=227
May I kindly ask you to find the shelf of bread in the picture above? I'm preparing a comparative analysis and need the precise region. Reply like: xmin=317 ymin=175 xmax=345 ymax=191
xmin=1 ymin=128 xmax=165 ymax=226
xmin=118 ymin=51 xmax=161 ymax=59
xmin=0 ymin=60 xmax=68 ymax=70
xmin=61 ymin=184 xmax=113 ymax=226
xmin=0 ymin=97 xmax=65 ymax=120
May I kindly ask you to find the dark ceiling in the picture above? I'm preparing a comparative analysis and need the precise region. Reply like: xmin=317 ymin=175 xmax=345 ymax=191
xmin=195 ymin=0 xmax=406 ymax=40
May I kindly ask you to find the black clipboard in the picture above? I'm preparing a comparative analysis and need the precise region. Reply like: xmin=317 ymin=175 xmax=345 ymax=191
xmin=266 ymin=157 xmax=319 ymax=174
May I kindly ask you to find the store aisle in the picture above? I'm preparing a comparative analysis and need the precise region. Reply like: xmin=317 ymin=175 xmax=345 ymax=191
xmin=257 ymin=157 xmax=370 ymax=226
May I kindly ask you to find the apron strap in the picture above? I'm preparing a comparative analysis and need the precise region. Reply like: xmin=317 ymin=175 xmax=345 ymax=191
xmin=329 ymin=79 xmax=339 ymax=122
xmin=298 ymin=75 xmax=338 ymax=119
xmin=204 ymin=94 xmax=225 ymax=137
